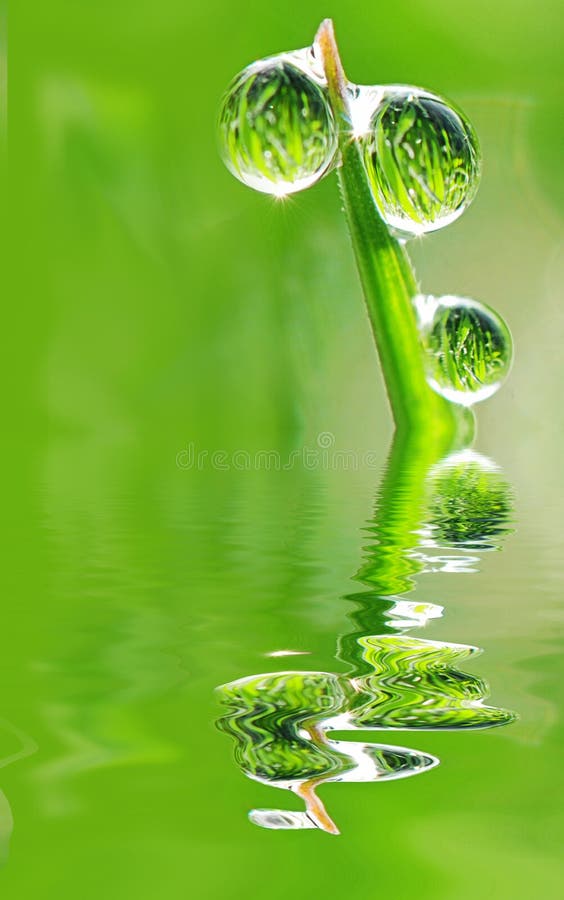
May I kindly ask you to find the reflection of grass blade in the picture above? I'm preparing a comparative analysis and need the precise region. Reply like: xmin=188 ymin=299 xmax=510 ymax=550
xmin=340 ymin=429 xmax=464 ymax=671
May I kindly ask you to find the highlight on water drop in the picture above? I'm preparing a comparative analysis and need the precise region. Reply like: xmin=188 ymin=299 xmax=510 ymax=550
xmin=414 ymin=294 xmax=513 ymax=405
xmin=360 ymin=88 xmax=481 ymax=236
xmin=217 ymin=49 xmax=338 ymax=196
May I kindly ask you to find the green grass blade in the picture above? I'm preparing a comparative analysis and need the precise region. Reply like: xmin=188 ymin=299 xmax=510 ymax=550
xmin=316 ymin=19 xmax=473 ymax=442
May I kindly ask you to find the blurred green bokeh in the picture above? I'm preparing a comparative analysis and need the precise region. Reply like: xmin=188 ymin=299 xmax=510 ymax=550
xmin=6 ymin=2 xmax=564 ymax=898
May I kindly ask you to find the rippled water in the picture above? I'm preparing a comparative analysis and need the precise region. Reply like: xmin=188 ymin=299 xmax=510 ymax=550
xmin=216 ymin=437 xmax=516 ymax=834
xmin=5 ymin=420 xmax=564 ymax=897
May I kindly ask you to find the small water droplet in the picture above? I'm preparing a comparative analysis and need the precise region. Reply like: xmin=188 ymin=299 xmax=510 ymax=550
xmin=361 ymin=88 xmax=481 ymax=236
xmin=218 ymin=51 xmax=337 ymax=195
xmin=415 ymin=294 xmax=513 ymax=405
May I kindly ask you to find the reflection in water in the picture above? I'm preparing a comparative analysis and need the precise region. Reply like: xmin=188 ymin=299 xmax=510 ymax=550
xmin=32 ymin=605 xmax=182 ymax=818
xmin=0 ymin=791 xmax=12 ymax=866
xmin=349 ymin=636 xmax=515 ymax=730
xmin=0 ymin=719 xmax=39 ymax=864
xmin=425 ymin=451 xmax=513 ymax=551
xmin=217 ymin=438 xmax=516 ymax=833
xmin=217 ymin=670 xmax=437 ymax=835
xmin=415 ymin=450 xmax=514 ymax=574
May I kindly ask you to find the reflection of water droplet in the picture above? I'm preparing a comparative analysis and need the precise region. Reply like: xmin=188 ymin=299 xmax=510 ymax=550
xmin=361 ymin=89 xmax=480 ymax=236
xmin=415 ymin=295 xmax=513 ymax=405
xmin=216 ymin=670 xmax=355 ymax=784
xmin=217 ymin=51 xmax=337 ymax=196
xmin=249 ymin=809 xmax=317 ymax=830
xmin=424 ymin=450 xmax=514 ymax=553
xmin=349 ymin=636 xmax=516 ymax=730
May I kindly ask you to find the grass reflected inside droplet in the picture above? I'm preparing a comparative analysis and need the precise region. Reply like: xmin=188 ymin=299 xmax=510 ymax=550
xmin=362 ymin=89 xmax=481 ymax=236
xmin=218 ymin=54 xmax=337 ymax=196
xmin=416 ymin=295 xmax=513 ymax=405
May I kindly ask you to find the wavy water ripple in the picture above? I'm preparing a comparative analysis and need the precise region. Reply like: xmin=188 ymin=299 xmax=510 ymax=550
xmin=349 ymin=636 xmax=516 ymax=730
xmin=216 ymin=440 xmax=517 ymax=833
xmin=217 ymin=671 xmax=354 ymax=784
xmin=216 ymin=634 xmax=512 ymax=832
xmin=217 ymin=669 xmax=439 ymax=833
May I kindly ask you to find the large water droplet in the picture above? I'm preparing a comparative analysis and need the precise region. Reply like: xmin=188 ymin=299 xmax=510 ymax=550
xmin=415 ymin=295 xmax=513 ymax=405
xmin=218 ymin=51 xmax=338 ymax=196
xmin=361 ymin=89 xmax=481 ymax=236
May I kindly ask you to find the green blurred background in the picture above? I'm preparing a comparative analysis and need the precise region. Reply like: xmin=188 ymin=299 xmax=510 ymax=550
xmin=6 ymin=1 xmax=564 ymax=898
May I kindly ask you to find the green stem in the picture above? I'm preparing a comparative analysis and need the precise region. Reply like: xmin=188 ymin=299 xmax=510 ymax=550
xmin=316 ymin=20 xmax=472 ymax=441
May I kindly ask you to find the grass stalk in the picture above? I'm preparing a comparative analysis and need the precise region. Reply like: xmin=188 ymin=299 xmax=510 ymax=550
xmin=316 ymin=19 xmax=473 ymax=443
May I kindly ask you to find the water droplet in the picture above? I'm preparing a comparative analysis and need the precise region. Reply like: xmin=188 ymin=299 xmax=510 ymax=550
xmin=218 ymin=51 xmax=338 ymax=196
xmin=415 ymin=294 xmax=513 ymax=405
xmin=361 ymin=88 xmax=481 ymax=236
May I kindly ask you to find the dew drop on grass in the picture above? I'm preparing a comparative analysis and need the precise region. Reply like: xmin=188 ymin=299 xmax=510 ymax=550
xmin=415 ymin=295 xmax=513 ymax=405
xmin=361 ymin=89 xmax=481 ymax=236
xmin=218 ymin=50 xmax=338 ymax=196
